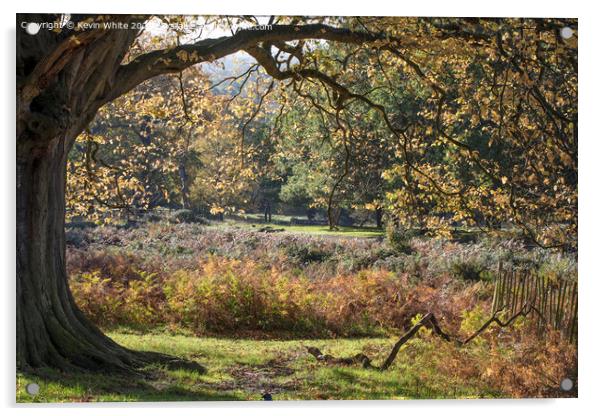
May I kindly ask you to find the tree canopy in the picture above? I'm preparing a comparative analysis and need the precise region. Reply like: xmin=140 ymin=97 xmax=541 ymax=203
xmin=65 ymin=16 xmax=577 ymax=248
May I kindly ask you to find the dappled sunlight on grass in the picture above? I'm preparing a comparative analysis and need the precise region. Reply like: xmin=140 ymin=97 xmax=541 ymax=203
xmin=17 ymin=328 xmax=575 ymax=402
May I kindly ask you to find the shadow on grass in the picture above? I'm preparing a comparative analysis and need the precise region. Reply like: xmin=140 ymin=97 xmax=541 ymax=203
xmin=312 ymin=367 xmax=482 ymax=400
xmin=17 ymin=366 xmax=241 ymax=403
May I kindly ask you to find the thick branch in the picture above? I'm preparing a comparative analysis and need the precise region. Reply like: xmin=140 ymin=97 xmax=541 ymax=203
xmin=109 ymin=23 xmax=396 ymax=102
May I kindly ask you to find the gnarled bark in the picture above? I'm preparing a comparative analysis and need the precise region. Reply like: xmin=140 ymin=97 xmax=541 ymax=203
xmin=16 ymin=108 xmax=206 ymax=373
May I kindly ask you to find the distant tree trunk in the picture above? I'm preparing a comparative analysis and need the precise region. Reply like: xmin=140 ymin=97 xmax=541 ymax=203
xmin=327 ymin=205 xmax=341 ymax=230
xmin=327 ymin=203 xmax=336 ymax=230
xmin=375 ymin=208 xmax=383 ymax=229
xmin=178 ymin=161 xmax=191 ymax=209
xmin=264 ymin=200 xmax=272 ymax=223
xmin=327 ymin=137 xmax=350 ymax=230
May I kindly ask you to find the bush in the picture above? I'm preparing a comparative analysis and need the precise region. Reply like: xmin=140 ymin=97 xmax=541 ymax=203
xmin=69 ymin=252 xmax=487 ymax=337
xmin=66 ymin=222 xmax=577 ymax=337
xmin=169 ymin=209 xmax=208 ymax=224
xmin=284 ymin=242 xmax=331 ymax=264
xmin=537 ymin=255 xmax=577 ymax=281
xmin=451 ymin=258 xmax=487 ymax=281
xmin=143 ymin=212 xmax=163 ymax=222
xmin=386 ymin=224 xmax=415 ymax=254
xmin=65 ymin=228 xmax=89 ymax=248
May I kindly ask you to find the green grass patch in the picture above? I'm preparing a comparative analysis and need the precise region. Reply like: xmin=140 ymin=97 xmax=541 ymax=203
xmin=215 ymin=220 xmax=385 ymax=238
xmin=17 ymin=331 xmax=500 ymax=402
xmin=281 ymin=225 xmax=384 ymax=238
xmin=238 ymin=213 xmax=296 ymax=223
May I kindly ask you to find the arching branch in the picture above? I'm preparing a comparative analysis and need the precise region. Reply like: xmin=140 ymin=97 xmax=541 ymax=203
xmin=107 ymin=23 xmax=402 ymax=103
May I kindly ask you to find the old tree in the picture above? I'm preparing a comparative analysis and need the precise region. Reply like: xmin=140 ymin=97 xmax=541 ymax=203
xmin=17 ymin=14 xmax=576 ymax=372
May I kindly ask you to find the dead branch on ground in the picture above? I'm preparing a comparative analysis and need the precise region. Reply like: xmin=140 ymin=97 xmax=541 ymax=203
xmin=306 ymin=302 xmax=541 ymax=371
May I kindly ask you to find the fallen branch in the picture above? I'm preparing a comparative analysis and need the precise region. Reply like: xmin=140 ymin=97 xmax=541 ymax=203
xmin=306 ymin=347 xmax=375 ymax=369
xmin=307 ymin=302 xmax=540 ymax=371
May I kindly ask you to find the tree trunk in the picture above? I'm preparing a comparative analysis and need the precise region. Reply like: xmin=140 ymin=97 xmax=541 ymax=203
xmin=16 ymin=129 xmax=202 ymax=373
xmin=375 ymin=208 xmax=383 ymax=229
xmin=264 ymin=200 xmax=272 ymax=223
xmin=16 ymin=16 xmax=147 ymax=372
xmin=327 ymin=205 xmax=341 ymax=230
xmin=17 ymin=130 xmax=134 ymax=371
xmin=178 ymin=161 xmax=191 ymax=209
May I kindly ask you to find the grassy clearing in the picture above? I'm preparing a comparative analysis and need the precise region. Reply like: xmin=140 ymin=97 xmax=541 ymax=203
xmin=280 ymin=224 xmax=384 ymax=238
xmin=237 ymin=213 xmax=296 ymax=223
xmin=219 ymin=220 xmax=385 ymax=238
xmin=17 ymin=331 xmax=504 ymax=403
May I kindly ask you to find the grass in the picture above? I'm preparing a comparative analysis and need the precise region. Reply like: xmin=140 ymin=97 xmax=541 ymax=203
xmin=218 ymin=220 xmax=385 ymax=238
xmin=16 ymin=331 xmax=500 ymax=403
xmin=281 ymin=224 xmax=384 ymax=238
xmin=238 ymin=213 xmax=296 ymax=223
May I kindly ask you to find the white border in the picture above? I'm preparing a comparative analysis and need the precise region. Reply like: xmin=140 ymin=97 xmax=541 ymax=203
xmin=2 ymin=1 xmax=600 ymax=415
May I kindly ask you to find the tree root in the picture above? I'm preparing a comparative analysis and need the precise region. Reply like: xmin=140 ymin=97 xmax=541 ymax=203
xmin=306 ymin=302 xmax=540 ymax=371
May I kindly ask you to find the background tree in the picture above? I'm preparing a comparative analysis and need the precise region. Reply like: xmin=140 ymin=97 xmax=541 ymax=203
xmin=67 ymin=67 xmax=223 ymax=222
